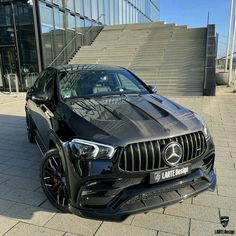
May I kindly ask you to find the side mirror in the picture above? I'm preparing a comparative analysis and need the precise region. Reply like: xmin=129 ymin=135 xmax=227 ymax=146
xmin=31 ymin=92 xmax=49 ymax=104
xmin=148 ymin=85 xmax=157 ymax=93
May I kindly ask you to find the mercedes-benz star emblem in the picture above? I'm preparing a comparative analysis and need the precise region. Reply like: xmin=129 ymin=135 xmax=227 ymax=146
xmin=163 ymin=142 xmax=182 ymax=166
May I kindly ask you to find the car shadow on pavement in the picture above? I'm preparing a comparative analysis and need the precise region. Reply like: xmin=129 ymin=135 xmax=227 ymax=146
xmin=0 ymin=114 xmax=59 ymax=222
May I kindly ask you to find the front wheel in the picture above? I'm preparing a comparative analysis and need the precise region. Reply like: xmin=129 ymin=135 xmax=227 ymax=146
xmin=40 ymin=149 xmax=70 ymax=213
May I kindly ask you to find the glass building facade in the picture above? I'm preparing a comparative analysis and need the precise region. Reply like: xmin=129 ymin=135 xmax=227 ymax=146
xmin=0 ymin=0 xmax=160 ymax=91
xmin=0 ymin=1 xmax=39 ymax=90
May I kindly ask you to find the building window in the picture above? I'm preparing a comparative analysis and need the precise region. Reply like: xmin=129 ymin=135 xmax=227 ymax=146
xmin=98 ymin=0 xmax=105 ymax=24
xmin=0 ymin=1 xmax=39 ymax=91
xmin=39 ymin=2 xmax=54 ymax=67
xmin=84 ymin=19 xmax=91 ymax=44
xmin=84 ymin=0 xmax=91 ymax=18
xmin=76 ymin=16 xmax=84 ymax=45
xmin=67 ymin=13 xmax=76 ymax=30
xmin=53 ymin=0 xmax=63 ymax=7
xmin=14 ymin=2 xmax=39 ymax=89
xmin=104 ymin=0 xmax=110 ymax=25
xmin=123 ymin=0 xmax=127 ymax=24
xmin=109 ymin=0 xmax=114 ymax=25
xmin=0 ymin=4 xmax=14 ymax=45
xmin=91 ymin=0 xmax=98 ymax=21
xmin=118 ymin=0 xmax=123 ymax=24
xmin=114 ymin=0 xmax=119 ymax=24
xmin=54 ymin=8 xmax=65 ymax=64
xmin=75 ymin=0 xmax=84 ymax=16
xmin=66 ymin=12 xmax=76 ymax=59
xmin=66 ymin=0 xmax=75 ymax=11
xmin=76 ymin=16 xmax=84 ymax=34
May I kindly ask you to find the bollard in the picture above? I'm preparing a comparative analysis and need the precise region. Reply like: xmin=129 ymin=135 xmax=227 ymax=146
xmin=14 ymin=74 xmax=19 ymax=97
xmin=7 ymin=74 xmax=12 ymax=94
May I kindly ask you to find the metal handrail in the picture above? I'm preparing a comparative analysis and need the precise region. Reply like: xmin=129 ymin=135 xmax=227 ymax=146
xmin=49 ymin=32 xmax=84 ymax=67
xmin=49 ymin=14 xmax=105 ymax=67
xmin=85 ymin=14 xmax=105 ymax=35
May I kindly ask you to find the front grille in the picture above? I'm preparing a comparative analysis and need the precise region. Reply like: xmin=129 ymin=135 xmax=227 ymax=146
xmin=119 ymin=131 xmax=206 ymax=172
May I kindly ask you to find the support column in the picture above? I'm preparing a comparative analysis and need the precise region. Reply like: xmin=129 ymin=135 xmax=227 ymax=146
xmin=203 ymin=25 xmax=216 ymax=96
xmin=11 ymin=2 xmax=23 ymax=91
xmin=225 ymin=0 xmax=234 ymax=72
xmin=228 ymin=1 xmax=236 ymax=86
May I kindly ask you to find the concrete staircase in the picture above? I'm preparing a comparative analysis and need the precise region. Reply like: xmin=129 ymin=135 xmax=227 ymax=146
xmin=70 ymin=22 xmax=207 ymax=96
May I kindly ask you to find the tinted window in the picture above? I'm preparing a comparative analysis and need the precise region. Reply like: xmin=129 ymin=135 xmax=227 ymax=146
xmin=59 ymin=69 xmax=148 ymax=99
xmin=117 ymin=73 xmax=141 ymax=92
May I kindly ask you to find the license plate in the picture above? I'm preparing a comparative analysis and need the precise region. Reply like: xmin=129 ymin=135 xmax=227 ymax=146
xmin=150 ymin=164 xmax=191 ymax=184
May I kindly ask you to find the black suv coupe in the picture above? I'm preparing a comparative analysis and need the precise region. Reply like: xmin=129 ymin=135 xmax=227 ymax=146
xmin=25 ymin=64 xmax=216 ymax=221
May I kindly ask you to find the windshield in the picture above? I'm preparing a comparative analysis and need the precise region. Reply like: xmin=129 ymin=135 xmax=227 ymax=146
xmin=58 ymin=69 xmax=149 ymax=99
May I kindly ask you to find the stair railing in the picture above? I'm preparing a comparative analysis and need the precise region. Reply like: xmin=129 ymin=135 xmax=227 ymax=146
xmin=49 ymin=14 xmax=105 ymax=67
xmin=85 ymin=14 xmax=105 ymax=36
xmin=49 ymin=32 xmax=84 ymax=67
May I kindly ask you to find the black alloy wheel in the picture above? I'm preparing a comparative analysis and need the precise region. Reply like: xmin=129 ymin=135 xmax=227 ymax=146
xmin=40 ymin=149 xmax=70 ymax=212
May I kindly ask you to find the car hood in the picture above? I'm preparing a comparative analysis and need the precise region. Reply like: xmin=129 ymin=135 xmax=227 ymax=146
xmin=62 ymin=94 xmax=203 ymax=147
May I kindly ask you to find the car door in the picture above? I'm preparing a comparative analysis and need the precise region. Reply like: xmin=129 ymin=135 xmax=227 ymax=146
xmin=28 ymin=68 xmax=57 ymax=149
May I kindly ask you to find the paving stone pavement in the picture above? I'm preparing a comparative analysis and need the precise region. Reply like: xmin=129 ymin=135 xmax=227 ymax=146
xmin=0 ymin=89 xmax=236 ymax=236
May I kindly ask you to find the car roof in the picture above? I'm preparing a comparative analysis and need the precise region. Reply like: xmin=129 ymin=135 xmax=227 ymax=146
xmin=53 ymin=64 xmax=126 ymax=72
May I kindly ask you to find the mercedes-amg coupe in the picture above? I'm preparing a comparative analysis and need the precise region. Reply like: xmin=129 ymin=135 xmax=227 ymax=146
xmin=25 ymin=64 xmax=216 ymax=221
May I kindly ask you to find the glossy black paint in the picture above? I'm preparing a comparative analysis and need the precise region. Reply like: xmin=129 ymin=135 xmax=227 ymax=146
xmin=25 ymin=64 xmax=216 ymax=221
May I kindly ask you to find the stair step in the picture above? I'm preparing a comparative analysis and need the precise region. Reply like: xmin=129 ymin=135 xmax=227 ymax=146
xmin=69 ymin=22 xmax=209 ymax=96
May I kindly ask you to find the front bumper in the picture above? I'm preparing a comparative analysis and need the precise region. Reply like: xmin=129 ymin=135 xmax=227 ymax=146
xmin=69 ymin=168 xmax=216 ymax=221
xmin=61 ymin=137 xmax=216 ymax=221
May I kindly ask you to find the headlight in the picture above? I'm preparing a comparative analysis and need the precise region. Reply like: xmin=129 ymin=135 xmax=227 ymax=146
xmin=69 ymin=139 xmax=115 ymax=160
xmin=203 ymin=124 xmax=209 ymax=138
xmin=194 ymin=113 xmax=210 ymax=139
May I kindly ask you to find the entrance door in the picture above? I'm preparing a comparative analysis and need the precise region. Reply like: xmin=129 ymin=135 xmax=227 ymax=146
xmin=0 ymin=47 xmax=19 ymax=91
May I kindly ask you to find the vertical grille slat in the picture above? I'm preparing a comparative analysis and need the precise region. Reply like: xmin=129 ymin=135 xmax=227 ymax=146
xmin=197 ymin=132 xmax=202 ymax=156
xmin=184 ymin=135 xmax=190 ymax=162
xmin=123 ymin=149 xmax=127 ymax=171
xmin=189 ymin=134 xmax=194 ymax=160
xmin=136 ymin=143 xmax=142 ymax=171
xmin=179 ymin=136 xmax=185 ymax=162
xmin=119 ymin=131 xmax=207 ymax=172
xmin=193 ymin=133 xmax=198 ymax=157
xmin=157 ymin=140 xmax=161 ymax=169
xmin=130 ymin=145 xmax=135 ymax=171
xmin=143 ymin=142 xmax=149 ymax=170
xmin=200 ymin=133 xmax=206 ymax=155
xmin=150 ymin=141 xmax=155 ymax=169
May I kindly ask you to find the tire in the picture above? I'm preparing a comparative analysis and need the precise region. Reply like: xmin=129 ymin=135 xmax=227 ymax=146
xmin=26 ymin=112 xmax=36 ymax=143
xmin=40 ymin=149 xmax=70 ymax=213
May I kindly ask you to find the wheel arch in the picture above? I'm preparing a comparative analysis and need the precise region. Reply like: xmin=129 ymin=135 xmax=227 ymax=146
xmin=47 ymin=130 xmax=72 ymax=199
xmin=48 ymin=130 xmax=66 ymax=165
